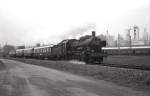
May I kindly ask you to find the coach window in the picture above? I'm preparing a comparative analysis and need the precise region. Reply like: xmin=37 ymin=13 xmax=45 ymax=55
xmin=47 ymin=48 xmax=48 ymax=52
xmin=45 ymin=48 xmax=46 ymax=53
xmin=45 ymin=48 xmax=47 ymax=52
xmin=46 ymin=48 xmax=48 ymax=52
xmin=48 ymin=48 xmax=50 ymax=52
xmin=43 ymin=49 xmax=44 ymax=53
xmin=48 ymin=48 xmax=49 ymax=52
xmin=42 ymin=49 xmax=44 ymax=53
xmin=45 ymin=48 xmax=47 ymax=53
xmin=49 ymin=48 xmax=51 ymax=53
xmin=47 ymin=48 xmax=49 ymax=52
xmin=44 ymin=48 xmax=45 ymax=53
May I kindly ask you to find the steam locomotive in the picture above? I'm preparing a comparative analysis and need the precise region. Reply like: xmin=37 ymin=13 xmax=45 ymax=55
xmin=9 ymin=31 xmax=107 ymax=64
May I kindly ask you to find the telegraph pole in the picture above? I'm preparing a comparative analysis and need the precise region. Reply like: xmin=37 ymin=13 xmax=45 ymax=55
xmin=127 ymin=27 xmax=132 ymax=55
xmin=118 ymin=33 xmax=120 ymax=55
xmin=106 ymin=29 xmax=109 ymax=47
xmin=128 ymin=28 xmax=132 ymax=48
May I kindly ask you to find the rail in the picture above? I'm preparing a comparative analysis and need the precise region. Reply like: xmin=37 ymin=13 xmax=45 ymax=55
xmin=100 ymin=62 xmax=150 ymax=71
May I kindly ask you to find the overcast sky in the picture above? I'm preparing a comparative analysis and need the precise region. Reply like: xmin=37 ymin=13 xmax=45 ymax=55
xmin=0 ymin=0 xmax=150 ymax=46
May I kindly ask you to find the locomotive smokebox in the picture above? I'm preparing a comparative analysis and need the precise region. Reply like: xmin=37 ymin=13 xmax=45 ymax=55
xmin=92 ymin=31 xmax=96 ymax=37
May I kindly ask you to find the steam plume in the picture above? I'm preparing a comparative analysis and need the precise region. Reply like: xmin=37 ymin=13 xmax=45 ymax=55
xmin=60 ymin=23 xmax=96 ymax=39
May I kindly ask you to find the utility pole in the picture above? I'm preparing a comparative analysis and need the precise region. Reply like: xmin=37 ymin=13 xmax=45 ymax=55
xmin=127 ymin=27 xmax=132 ymax=55
xmin=106 ymin=29 xmax=109 ymax=47
xmin=128 ymin=28 xmax=132 ymax=48
xmin=118 ymin=33 xmax=120 ymax=55
xmin=0 ymin=44 xmax=1 ymax=57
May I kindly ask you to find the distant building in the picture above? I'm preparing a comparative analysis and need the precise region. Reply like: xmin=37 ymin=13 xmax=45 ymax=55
xmin=105 ymin=30 xmax=116 ymax=47
xmin=130 ymin=25 xmax=140 ymax=41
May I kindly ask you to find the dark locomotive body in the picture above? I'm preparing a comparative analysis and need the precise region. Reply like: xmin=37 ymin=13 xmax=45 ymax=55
xmin=10 ymin=31 xmax=106 ymax=64
xmin=48 ymin=31 xmax=106 ymax=63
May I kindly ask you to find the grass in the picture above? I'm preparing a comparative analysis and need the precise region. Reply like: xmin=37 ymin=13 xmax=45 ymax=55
xmin=9 ymin=57 xmax=150 ymax=92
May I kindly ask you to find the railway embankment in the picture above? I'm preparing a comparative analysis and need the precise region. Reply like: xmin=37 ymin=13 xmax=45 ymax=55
xmin=9 ymin=58 xmax=150 ymax=91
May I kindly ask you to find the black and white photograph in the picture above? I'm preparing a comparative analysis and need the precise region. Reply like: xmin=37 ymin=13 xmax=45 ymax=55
xmin=0 ymin=0 xmax=150 ymax=96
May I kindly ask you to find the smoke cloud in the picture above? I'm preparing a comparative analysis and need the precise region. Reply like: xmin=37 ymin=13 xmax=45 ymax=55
xmin=60 ymin=23 xmax=96 ymax=39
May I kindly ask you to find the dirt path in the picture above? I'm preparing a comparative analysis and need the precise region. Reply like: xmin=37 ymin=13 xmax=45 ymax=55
xmin=0 ymin=59 xmax=149 ymax=96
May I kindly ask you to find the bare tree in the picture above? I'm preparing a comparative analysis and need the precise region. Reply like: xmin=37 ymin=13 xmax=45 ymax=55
xmin=3 ymin=45 xmax=15 ymax=57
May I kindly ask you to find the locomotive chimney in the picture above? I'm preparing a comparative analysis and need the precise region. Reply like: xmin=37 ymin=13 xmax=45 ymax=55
xmin=92 ymin=31 xmax=96 ymax=37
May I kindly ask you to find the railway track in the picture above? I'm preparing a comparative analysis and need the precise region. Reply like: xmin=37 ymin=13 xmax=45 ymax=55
xmin=100 ymin=62 xmax=150 ymax=71
xmin=7 ymin=57 xmax=150 ymax=71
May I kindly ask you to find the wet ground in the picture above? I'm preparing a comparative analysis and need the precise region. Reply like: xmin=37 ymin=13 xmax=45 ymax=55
xmin=0 ymin=59 xmax=149 ymax=96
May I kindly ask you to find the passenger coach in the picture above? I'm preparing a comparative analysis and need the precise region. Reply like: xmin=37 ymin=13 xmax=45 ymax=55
xmin=102 ymin=46 xmax=150 ymax=55
xmin=33 ymin=45 xmax=52 ymax=59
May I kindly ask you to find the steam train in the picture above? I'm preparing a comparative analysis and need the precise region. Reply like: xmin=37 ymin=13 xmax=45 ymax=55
xmin=102 ymin=46 xmax=150 ymax=55
xmin=9 ymin=31 xmax=107 ymax=64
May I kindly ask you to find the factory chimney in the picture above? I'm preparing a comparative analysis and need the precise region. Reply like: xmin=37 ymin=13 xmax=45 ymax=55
xmin=92 ymin=31 xmax=96 ymax=37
